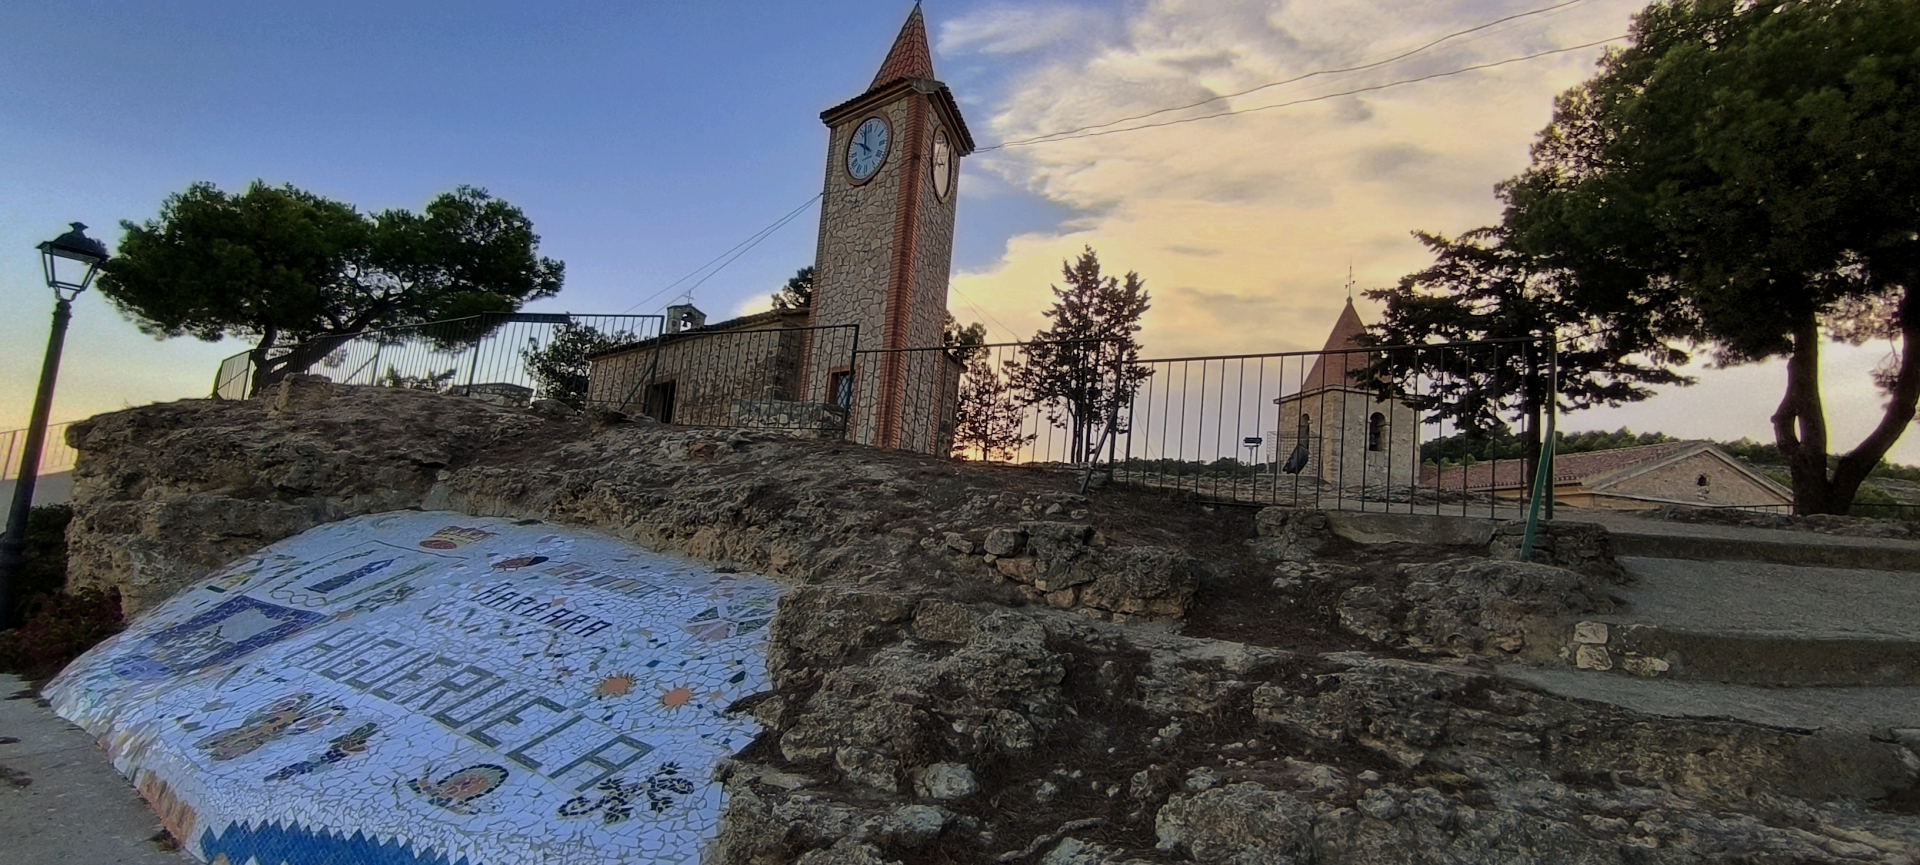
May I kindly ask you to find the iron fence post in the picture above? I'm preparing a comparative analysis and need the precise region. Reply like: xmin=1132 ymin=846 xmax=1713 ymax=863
xmin=846 ymin=324 xmax=860 ymax=442
xmin=1545 ymin=333 xmax=1558 ymax=521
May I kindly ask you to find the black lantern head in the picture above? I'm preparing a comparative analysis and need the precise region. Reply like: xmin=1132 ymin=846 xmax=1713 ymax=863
xmin=38 ymin=222 xmax=110 ymax=298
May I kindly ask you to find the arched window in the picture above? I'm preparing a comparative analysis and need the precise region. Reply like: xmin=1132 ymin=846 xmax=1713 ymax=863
xmin=1368 ymin=412 xmax=1386 ymax=452
xmin=1298 ymin=413 xmax=1312 ymax=442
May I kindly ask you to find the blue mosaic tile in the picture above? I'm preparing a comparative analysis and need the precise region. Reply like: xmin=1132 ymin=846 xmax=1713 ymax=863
xmin=46 ymin=512 xmax=782 ymax=865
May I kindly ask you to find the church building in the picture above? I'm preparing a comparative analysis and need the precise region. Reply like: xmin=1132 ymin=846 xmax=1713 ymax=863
xmin=1270 ymin=299 xmax=1421 ymax=490
xmin=586 ymin=7 xmax=973 ymax=454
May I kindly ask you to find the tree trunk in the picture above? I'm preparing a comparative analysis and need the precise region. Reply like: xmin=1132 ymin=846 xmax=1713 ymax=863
xmin=246 ymin=325 xmax=280 ymax=398
xmin=1773 ymin=288 xmax=1920 ymax=516
xmin=1773 ymin=313 xmax=1839 ymax=514
xmin=251 ymin=330 xmax=366 ymax=396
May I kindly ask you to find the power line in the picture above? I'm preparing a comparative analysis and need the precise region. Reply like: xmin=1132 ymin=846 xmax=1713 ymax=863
xmin=950 ymin=282 xmax=1021 ymax=342
xmin=677 ymin=197 xmax=819 ymax=304
xmin=981 ymin=36 xmax=1625 ymax=150
xmin=620 ymin=194 xmax=823 ymax=314
xmin=991 ymin=0 xmax=1596 ymax=151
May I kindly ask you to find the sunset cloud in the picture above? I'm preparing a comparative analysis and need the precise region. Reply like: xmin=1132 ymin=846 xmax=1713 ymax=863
xmin=938 ymin=0 xmax=1914 ymax=459
xmin=943 ymin=0 xmax=1641 ymax=356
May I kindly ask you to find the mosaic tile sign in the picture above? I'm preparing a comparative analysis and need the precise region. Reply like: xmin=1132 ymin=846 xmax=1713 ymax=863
xmin=45 ymin=511 xmax=783 ymax=865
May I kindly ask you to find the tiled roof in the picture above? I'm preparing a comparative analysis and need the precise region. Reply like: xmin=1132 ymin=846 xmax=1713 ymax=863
xmin=870 ymin=6 xmax=934 ymax=91
xmin=1420 ymin=440 xmax=1711 ymax=491
xmin=586 ymin=308 xmax=811 ymax=361
xmin=1295 ymin=299 xmax=1373 ymax=394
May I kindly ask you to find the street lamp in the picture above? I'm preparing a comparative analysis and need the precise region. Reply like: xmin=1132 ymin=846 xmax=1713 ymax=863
xmin=0 ymin=223 xmax=109 ymax=627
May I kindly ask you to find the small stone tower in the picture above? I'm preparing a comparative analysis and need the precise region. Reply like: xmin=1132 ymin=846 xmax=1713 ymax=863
xmin=1271 ymin=299 xmax=1421 ymax=490
xmin=804 ymin=5 xmax=975 ymax=452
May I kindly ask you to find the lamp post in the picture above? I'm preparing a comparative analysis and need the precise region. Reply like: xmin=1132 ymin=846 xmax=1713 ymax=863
xmin=0 ymin=223 xmax=108 ymax=627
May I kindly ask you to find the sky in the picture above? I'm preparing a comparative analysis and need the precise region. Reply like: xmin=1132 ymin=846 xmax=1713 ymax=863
xmin=1 ymin=0 xmax=1912 ymax=462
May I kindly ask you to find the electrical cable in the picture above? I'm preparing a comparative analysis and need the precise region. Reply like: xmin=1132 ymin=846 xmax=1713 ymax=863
xmin=979 ymin=35 xmax=1624 ymax=151
xmin=620 ymin=194 xmax=823 ymax=314
xmin=676 ymin=197 xmax=819 ymax=304
xmin=950 ymin=282 xmax=1021 ymax=342
xmin=994 ymin=0 xmax=1596 ymax=151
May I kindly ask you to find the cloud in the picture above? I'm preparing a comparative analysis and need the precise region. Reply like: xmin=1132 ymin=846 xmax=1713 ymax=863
xmin=938 ymin=5 xmax=1111 ymax=56
xmin=938 ymin=0 xmax=1920 ymax=460
xmin=949 ymin=0 xmax=1645 ymax=358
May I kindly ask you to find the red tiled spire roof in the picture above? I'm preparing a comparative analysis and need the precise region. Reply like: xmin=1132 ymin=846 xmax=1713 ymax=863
xmin=1298 ymin=298 xmax=1371 ymax=393
xmin=870 ymin=5 xmax=935 ymax=90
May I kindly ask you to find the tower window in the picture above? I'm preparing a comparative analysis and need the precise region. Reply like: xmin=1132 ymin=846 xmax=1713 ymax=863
xmin=829 ymin=370 xmax=855 ymax=409
xmin=1368 ymin=412 xmax=1386 ymax=452
xmin=1696 ymin=474 xmax=1709 ymax=486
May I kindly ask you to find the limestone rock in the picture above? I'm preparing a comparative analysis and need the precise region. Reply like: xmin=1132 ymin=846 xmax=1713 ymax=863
xmin=984 ymin=527 xmax=1027 ymax=557
xmin=794 ymin=840 xmax=900 ymax=865
xmin=1397 ymin=558 xmax=1615 ymax=656
xmin=1250 ymin=508 xmax=1332 ymax=562
xmin=1078 ymin=546 xmax=1200 ymax=618
xmin=1489 ymin=520 xmax=1628 ymax=583
xmin=913 ymin=763 xmax=978 ymax=801
xmin=1156 ymin=783 xmax=1315 ymax=864
xmin=912 ymin=599 xmax=980 ymax=644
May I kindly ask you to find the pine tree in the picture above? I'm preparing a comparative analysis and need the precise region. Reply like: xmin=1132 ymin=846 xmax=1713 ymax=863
xmin=1009 ymin=247 xmax=1152 ymax=463
xmin=952 ymin=351 xmax=1031 ymax=461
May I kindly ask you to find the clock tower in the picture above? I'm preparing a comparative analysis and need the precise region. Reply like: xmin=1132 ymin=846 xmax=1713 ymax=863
xmin=806 ymin=5 xmax=975 ymax=451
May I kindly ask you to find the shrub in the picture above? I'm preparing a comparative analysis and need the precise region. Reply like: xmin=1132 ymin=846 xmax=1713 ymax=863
xmin=0 ymin=504 xmax=125 ymax=683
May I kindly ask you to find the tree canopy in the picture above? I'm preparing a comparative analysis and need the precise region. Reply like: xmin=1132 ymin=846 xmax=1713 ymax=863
xmin=770 ymin=266 xmax=815 ymax=311
xmin=1362 ymin=226 xmax=1692 ymax=479
xmin=1495 ymin=0 xmax=1919 ymax=514
xmin=522 ymin=322 xmax=641 ymax=409
xmin=1008 ymin=247 xmax=1152 ymax=463
xmin=100 ymin=181 xmax=564 ymax=395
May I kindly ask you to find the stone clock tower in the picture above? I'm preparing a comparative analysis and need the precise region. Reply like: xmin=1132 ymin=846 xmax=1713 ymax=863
xmin=806 ymin=5 xmax=975 ymax=452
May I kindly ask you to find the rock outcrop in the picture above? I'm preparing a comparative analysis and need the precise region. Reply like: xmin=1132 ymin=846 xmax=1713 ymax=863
xmin=63 ymin=377 xmax=1194 ymax=620
xmin=57 ymin=382 xmax=1920 ymax=863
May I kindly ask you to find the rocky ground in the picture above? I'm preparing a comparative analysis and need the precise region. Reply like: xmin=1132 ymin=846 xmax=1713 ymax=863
xmin=55 ymin=378 xmax=1920 ymax=863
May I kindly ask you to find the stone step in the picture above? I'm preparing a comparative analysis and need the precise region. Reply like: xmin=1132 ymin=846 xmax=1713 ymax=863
xmin=1497 ymin=664 xmax=1920 ymax=805
xmin=1568 ymin=556 xmax=1920 ymax=687
xmin=1497 ymin=664 xmax=1920 ymax=737
xmin=1605 ymin=527 xmax=1920 ymax=571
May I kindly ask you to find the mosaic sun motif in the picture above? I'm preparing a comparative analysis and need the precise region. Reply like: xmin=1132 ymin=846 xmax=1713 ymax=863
xmin=593 ymin=673 xmax=639 ymax=699
xmin=419 ymin=525 xmax=496 ymax=550
xmin=45 ymin=511 xmax=784 ymax=865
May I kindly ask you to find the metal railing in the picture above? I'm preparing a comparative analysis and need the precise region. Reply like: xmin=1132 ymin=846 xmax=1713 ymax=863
xmin=204 ymin=312 xmax=1568 ymax=516
xmin=0 ymin=422 xmax=77 ymax=482
xmin=847 ymin=339 xmax=1129 ymax=460
xmin=213 ymin=313 xmax=666 ymax=402
xmin=582 ymin=324 xmax=859 ymax=436
xmin=1111 ymin=338 xmax=1556 ymax=517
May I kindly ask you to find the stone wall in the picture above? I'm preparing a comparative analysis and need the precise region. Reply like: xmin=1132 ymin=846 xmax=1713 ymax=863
xmin=1603 ymin=451 xmax=1787 ymax=508
xmin=1273 ymin=387 xmax=1419 ymax=490
xmin=587 ymin=326 xmax=808 ymax=423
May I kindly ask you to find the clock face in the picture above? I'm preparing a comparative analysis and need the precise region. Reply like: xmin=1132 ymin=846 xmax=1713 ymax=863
xmin=930 ymin=128 xmax=954 ymax=201
xmin=847 ymin=116 xmax=891 ymax=182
